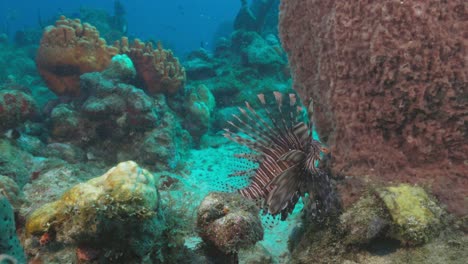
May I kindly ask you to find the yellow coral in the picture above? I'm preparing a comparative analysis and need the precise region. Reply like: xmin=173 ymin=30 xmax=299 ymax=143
xmin=26 ymin=161 xmax=158 ymax=235
xmin=378 ymin=184 xmax=444 ymax=245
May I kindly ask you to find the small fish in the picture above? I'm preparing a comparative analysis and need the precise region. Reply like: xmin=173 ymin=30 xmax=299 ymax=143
xmin=224 ymin=92 xmax=333 ymax=220
xmin=4 ymin=128 xmax=20 ymax=140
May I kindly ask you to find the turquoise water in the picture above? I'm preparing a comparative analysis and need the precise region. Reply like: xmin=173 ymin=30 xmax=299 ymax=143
xmin=0 ymin=1 xmax=465 ymax=264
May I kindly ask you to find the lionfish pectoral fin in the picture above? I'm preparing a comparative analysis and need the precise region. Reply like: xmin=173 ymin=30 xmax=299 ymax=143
xmin=265 ymin=164 xmax=303 ymax=215
xmin=278 ymin=149 xmax=306 ymax=163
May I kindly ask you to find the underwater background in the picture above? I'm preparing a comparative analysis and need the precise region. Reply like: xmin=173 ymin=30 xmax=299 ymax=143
xmin=0 ymin=0 xmax=466 ymax=263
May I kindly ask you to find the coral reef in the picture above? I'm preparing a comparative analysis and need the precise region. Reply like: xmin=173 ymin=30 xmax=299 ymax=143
xmin=197 ymin=192 xmax=263 ymax=261
xmin=25 ymin=161 xmax=164 ymax=262
xmin=290 ymin=185 xmax=463 ymax=264
xmin=279 ymin=0 xmax=468 ymax=216
xmin=48 ymin=66 xmax=191 ymax=170
xmin=0 ymin=90 xmax=38 ymax=132
xmin=36 ymin=16 xmax=118 ymax=96
xmin=117 ymin=37 xmax=186 ymax=95
xmin=0 ymin=194 xmax=26 ymax=263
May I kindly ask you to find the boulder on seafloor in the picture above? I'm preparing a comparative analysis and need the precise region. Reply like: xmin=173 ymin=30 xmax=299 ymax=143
xmin=0 ymin=90 xmax=38 ymax=132
xmin=377 ymin=184 xmax=445 ymax=245
xmin=196 ymin=192 xmax=264 ymax=254
xmin=25 ymin=161 xmax=164 ymax=262
xmin=0 ymin=139 xmax=34 ymax=188
xmin=339 ymin=193 xmax=390 ymax=245
xmin=0 ymin=175 xmax=24 ymax=211
xmin=338 ymin=184 xmax=445 ymax=246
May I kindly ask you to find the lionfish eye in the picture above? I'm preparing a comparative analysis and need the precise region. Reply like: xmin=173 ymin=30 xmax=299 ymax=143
xmin=320 ymin=147 xmax=329 ymax=154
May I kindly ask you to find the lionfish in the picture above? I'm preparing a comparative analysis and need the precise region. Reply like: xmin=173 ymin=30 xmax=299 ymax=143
xmin=224 ymin=92 xmax=336 ymax=220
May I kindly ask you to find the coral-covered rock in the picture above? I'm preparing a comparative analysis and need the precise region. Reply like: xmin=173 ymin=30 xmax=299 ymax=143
xmin=184 ymin=84 xmax=216 ymax=140
xmin=25 ymin=161 xmax=163 ymax=262
xmin=49 ymin=104 xmax=83 ymax=140
xmin=196 ymin=192 xmax=263 ymax=254
xmin=48 ymin=70 xmax=191 ymax=169
xmin=102 ymin=54 xmax=136 ymax=83
xmin=0 ymin=139 xmax=34 ymax=187
xmin=36 ymin=16 xmax=118 ymax=96
xmin=236 ymin=31 xmax=285 ymax=70
xmin=0 ymin=90 xmax=38 ymax=131
xmin=377 ymin=184 xmax=445 ymax=245
xmin=339 ymin=194 xmax=389 ymax=245
xmin=279 ymin=0 xmax=468 ymax=216
xmin=43 ymin=143 xmax=86 ymax=164
xmin=184 ymin=58 xmax=217 ymax=80
xmin=117 ymin=37 xmax=186 ymax=94
xmin=0 ymin=175 xmax=23 ymax=210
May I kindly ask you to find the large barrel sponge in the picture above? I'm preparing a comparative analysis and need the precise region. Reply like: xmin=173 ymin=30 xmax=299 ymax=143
xmin=279 ymin=0 xmax=467 ymax=216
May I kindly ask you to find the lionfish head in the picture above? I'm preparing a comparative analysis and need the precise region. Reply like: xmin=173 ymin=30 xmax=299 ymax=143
xmin=224 ymin=91 xmax=330 ymax=220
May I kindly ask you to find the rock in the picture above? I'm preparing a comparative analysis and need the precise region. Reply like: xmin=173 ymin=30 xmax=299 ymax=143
xmin=242 ymin=33 xmax=284 ymax=68
xmin=25 ymin=161 xmax=164 ymax=262
xmin=196 ymin=192 xmax=264 ymax=254
xmin=49 ymin=104 xmax=82 ymax=140
xmin=239 ymin=244 xmax=274 ymax=264
xmin=184 ymin=85 xmax=216 ymax=140
xmin=339 ymin=194 xmax=389 ymax=245
xmin=279 ymin=0 xmax=467 ymax=216
xmin=80 ymin=72 xmax=159 ymax=130
xmin=102 ymin=54 xmax=136 ymax=82
xmin=0 ymin=90 xmax=38 ymax=131
xmin=0 ymin=175 xmax=23 ymax=210
xmin=44 ymin=143 xmax=86 ymax=164
xmin=184 ymin=58 xmax=217 ymax=80
xmin=377 ymin=184 xmax=445 ymax=245
xmin=0 ymin=139 xmax=34 ymax=187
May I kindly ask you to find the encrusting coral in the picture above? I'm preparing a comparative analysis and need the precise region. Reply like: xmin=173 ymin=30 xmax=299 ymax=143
xmin=25 ymin=161 xmax=164 ymax=262
xmin=36 ymin=15 xmax=118 ymax=97
xmin=377 ymin=184 xmax=445 ymax=245
xmin=26 ymin=160 xmax=159 ymax=235
xmin=116 ymin=37 xmax=186 ymax=94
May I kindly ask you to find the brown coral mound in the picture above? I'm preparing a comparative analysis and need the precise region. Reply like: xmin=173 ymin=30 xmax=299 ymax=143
xmin=280 ymin=1 xmax=467 ymax=216
xmin=36 ymin=16 xmax=118 ymax=96
xmin=117 ymin=37 xmax=185 ymax=94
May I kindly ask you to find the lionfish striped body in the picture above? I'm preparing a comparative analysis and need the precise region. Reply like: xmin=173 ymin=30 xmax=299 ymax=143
xmin=224 ymin=92 xmax=330 ymax=220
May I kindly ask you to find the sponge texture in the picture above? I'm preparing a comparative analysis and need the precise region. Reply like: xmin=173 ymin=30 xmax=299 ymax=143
xmin=0 ymin=194 xmax=25 ymax=263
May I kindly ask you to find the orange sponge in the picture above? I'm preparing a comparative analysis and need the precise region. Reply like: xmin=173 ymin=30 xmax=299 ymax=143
xmin=117 ymin=37 xmax=185 ymax=94
xmin=36 ymin=16 xmax=118 ymax=96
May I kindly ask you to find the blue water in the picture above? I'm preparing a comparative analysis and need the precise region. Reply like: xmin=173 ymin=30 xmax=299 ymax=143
xmin=0 ymin=0 xmax=241 ymax=55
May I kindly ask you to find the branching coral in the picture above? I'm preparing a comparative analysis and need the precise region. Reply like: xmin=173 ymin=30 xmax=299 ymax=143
xmin=116 ymin=37 xmax=186 ymax=94
xmin=36 ymin=15 xmax=118 ymax=96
